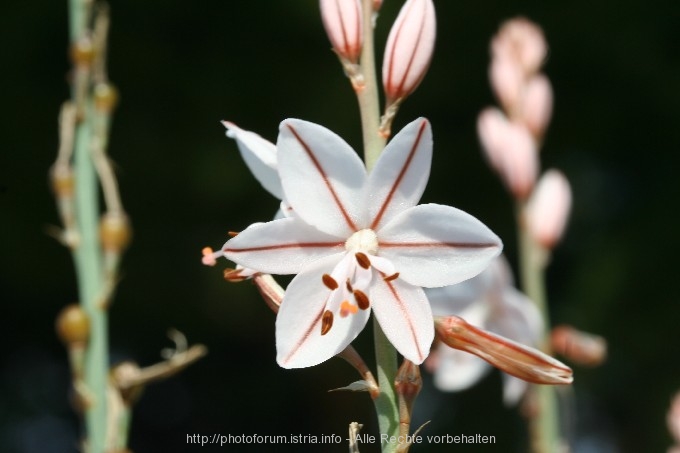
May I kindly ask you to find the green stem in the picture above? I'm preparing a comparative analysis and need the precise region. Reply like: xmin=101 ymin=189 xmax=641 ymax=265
xmin=358 ymin=0 xmax=386 ymax=171
xmin=373 ymin=318 xmax=400 ymax=452
xmin=516 ymin=202 xmax=559 ymax=453
xmin=74 ymin=104 xmax=108 ymax=453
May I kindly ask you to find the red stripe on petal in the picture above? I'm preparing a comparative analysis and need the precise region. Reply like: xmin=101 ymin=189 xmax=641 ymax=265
xmin=286 ymin=124 xmax=359 ymax=232
xmin=378 ymin=241 xmax=498 ymax=249
xmin=370 ymin=120 xmax=428 ymax=230
xmin=280 ymin=307 xmax=325 ymax=366
xmin=382 ymin=279 xmax=424 ymax=363
xmin=224 ymin=241 xmax=344 ymax=253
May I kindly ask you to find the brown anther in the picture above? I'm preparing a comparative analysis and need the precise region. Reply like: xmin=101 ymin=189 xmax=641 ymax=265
xmin=223 ymin=268 xmax=249 ymax=282
xmin=322 ymin=274 xmax=339 ymax=290
xmin=384 ymin=272 xmax=400 ymax=282
xmin=228 ymin=231 xmax=239 ymax=237
xmin=321 ymin=310 xmax=334 ymax=335
xmin=353 ymin=290 xmax=370 ymax=310
xmin=346 ymin=279 xmax=353 ymax=292
xmin=355 ymin=252 xmax=371 ymax=269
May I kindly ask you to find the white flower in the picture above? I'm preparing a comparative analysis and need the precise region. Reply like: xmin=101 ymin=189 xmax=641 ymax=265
xmin=221 ymin=118 xmax=502 ymax=368
xmin=427 ymin=256 xmax=543 ymax=405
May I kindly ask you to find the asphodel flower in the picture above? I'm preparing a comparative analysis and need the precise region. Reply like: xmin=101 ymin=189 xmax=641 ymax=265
xmin=221 ymin=117 xmax=502 ymax=368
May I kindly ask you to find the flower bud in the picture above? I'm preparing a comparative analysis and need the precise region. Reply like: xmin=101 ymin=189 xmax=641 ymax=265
xmin=382 ymin=0 xmax=436 ymax=103
xmin=320 ymin=0 xmax=363 ymax=63
xmin=551 ymin=325 xmax=606 ymax=367
xmin=56 ymin=304 xmax=90 ymax=346
xmin=520 ymin=75 xmax=553 ymax=139
xmin=100 ymin=211 xmax=132 ymax=253
xmin=525 ymin=170 xmax=571 ymax=248
xmin=94 ymin=82 xmax=119 ymax=113
xmin=477 ymin=108 xmax=538 ymax=199
xmin=491 ymin=17 xmax=547 ymax=77
xmin=434 ymin=315 xmax=573 ymax=385
xmin=668 ymin=392 xmax=680 ymax=444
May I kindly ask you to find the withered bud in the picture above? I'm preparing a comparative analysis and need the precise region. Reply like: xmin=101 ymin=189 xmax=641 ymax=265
xmin=50 ymin=164 xmax=75 ymax=198
xmin=434 ymin=315 xmax=573 ymax=385
xmin=70 ymin=36 xmax=96 ymax=66
xmin=94 ymin=82 xmax=119 ymax=113
xmin=100 ymin=212 xmax=132 ymax=252
xmin=551 ymin=325 xmax=607 ymax=367
xmin=395 ymin=359 xmax=422 ymax=400
xmin=56 ymin=304 xmax=90 ymax=346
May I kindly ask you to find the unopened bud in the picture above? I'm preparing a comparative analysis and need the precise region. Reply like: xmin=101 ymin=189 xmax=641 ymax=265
xmin=56 ymin=304 xmax=90 ymax=346
xmin=491 ymin=17 xmax=547 ymax=77
xmin=100 ymin=212 xmax=132 ymax=252
xmin=50 ymin=164 xmax=75 ymax=198
xmin=320 ymin=0 xmax=363 ymax=63
xmin=70 ymin=36 xmax=96 ymax=66
xmin=668 ymin=392 xmax=680 ymax=444
xmin=520 ymin=75 xmax=553 ymax=139
xmin=382 ymin=0 xmax=436 ymax=103
xmin=395 ymin=359 xmax=422 ymax=400
xmin=525 ymin=170 xmax=571 ymax=248
xmin=477 ymin=108 xmax=538 ymax=199
xmin=551 ymin=325 xmax=606 ymax=367
xmin=434 ymin=315 xmax=573 ymax=385
xmin=94 ymin=82 xmax=119 ymax=113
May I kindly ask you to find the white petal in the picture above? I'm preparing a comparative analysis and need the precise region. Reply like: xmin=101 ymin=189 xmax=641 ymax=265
xmin=378 ymin=204 xmax=502 ymax=287
xmin=277 ymin=119 xmax=367 ymax=237
xmin=433 ymin=345 xmax=490 ymax=391
xmin=370 ymin=277 xmax=434 ymax=364
xmin=276 ymin=254 xmax=370 ymax=368
xmin=488 ymin=287 xmax=543 ymax=346
xmin=222 ymin=218 xmax=345 ymax=274
xmin=222 ymin=121 xmax=283 ymax=199
xmin=425 ymin=273 xmax=493 ymax=317
xmin=367 ymin=118 xmax=432 ymax=230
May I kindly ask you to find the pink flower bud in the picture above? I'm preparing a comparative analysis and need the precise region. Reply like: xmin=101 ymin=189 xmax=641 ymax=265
xmin=320 ymin=0 xmax=363 ymax=63
xmin=491 ymin=17 xmax=547 ymax=77
xmin=382 ymin=0 xmax=436 ymax=103
xmin=550 ymin=325 xmax=606 ymax=367
xmin=668 ymin=392 xmax=680 ymax=444
xmin=526 ymin=169 xmax=572 ymax=248
xmin=434 ymin=316 xmax=573 ymax=385
xmin=520 ymin=74 xmax=553 ymax=139
xmin=489 ymin=56 xmax=524 ymax=114
xmin=477 ymin=108 xmax=538 ymax=199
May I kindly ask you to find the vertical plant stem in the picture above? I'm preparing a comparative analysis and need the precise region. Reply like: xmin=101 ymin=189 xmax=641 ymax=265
xmin=69 ymin=0 xmax=108 ymax=450
xmin=516 ymin=202 xmax=559 ymax=453
xmin=373 ymin=318 xmax=400 ymax=452
xmin=355 ymin=1 xmax=398 ymax=449
xmin=358 ymin=0 xmax=386 ymax=170
xmin=73 ymin=107 xmax=108 ymax=453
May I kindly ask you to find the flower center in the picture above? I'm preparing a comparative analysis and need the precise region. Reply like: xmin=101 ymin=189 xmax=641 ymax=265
xmin=345 ymin=228 xmax=379 ymax=255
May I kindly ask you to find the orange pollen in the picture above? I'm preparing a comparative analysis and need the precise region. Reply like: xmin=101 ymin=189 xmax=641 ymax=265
xmin=384 ymin=272 xmax=400 ymax=282
xmin=321 ymin=310 xmax=334 ymax=335
xmin=322 ymin=274 xmax=339 ymax=290
xmin=202 ymin=247 xmax=214 ymax=256
xmin=340 ymin=301 xmax=359 ymax=317
xmin=353 ymin=290 xmax=370 ymax=310
xmin=228 ymin=231 xmax=239 ymax=237
xmin=355 ymin=252 xmax=371 ymax=269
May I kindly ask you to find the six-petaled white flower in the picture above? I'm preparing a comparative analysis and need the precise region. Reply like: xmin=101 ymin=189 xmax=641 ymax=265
xmin=220 ymin=117 xmax=502 ymax=368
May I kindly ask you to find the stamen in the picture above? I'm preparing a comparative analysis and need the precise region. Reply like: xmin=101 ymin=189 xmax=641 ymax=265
xmin=322 ymin=274 xmax=339 ymax=290
xmin=353 ymin=290 xmax=370 ymax=310
xmin=384 ymin=272 xmax=400 ymax=282
xmin=346 ymin=279 xmax=353 ymax=292
xmin=355 ymin=252 xmax=371 ymax=269
xmin=321 ymin=310 xmax=334 ymax=335
xmin=340 ymin=301 xmax=358 ymax=317
xmin=228 ymin=231 xmax=239 ymax=237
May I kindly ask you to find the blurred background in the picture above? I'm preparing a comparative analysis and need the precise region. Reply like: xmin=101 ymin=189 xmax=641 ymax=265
xmin=2 ymin=0 xmax=679 ymax=451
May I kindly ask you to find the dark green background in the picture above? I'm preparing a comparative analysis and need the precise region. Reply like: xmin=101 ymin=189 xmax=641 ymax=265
xmin=2 ymin=0 xmax=679 ymax=452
